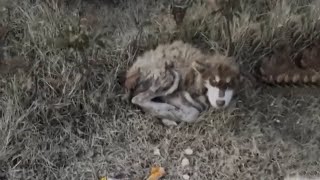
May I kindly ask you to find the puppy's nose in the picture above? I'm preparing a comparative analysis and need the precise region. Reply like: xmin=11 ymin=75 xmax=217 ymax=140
xmin=216 ymin=100 xmax=225 ymax=107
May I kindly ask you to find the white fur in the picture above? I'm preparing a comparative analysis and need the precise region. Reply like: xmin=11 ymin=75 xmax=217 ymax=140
xmin=204 ymin=80 xmax=234 ymax=108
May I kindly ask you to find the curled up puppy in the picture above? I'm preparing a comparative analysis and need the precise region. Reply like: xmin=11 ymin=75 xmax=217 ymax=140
xmin=123 ymin=40 xmax=242 ymax=126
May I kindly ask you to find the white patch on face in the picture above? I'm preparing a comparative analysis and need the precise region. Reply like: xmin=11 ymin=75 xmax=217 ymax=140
xmin=204 ymin=80 xmax=234 ymax=108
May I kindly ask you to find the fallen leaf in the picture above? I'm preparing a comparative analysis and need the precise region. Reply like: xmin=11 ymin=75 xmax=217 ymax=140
xmin=100 ymin=177 xmax=107 ymax=180
xmin=147 ymin=166 xmax=165 ymax=180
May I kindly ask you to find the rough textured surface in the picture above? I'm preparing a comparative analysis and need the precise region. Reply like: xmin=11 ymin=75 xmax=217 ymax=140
xmin=0 ymin=0 xmax=320 ymax=180
xmin=257 ymin=42 xmax=320 ymax=85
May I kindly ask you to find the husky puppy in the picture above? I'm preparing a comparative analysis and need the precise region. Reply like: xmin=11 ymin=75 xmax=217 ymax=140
xmin=124 ymin=40 xmax=241 ymax=124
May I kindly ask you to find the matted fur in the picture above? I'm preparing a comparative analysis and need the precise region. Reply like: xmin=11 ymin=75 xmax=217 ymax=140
xmin=125 ymin=40 xmax=206 ymax=96
xmin=125 ymin=40 xmax=240 ymax=97
xmin=124 ymin=40 xmax=241 ymax=124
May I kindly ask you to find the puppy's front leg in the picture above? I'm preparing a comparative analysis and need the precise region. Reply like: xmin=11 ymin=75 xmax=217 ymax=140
xmin=131 ymin=90 xmax=200 ymax=123
xmin=161 ymin=92 xmax=203 ymax=125
xmin=182 ymin=91 xmax=207 ymax=111
xmin=131 ymin=70 xmax=200 ymax=123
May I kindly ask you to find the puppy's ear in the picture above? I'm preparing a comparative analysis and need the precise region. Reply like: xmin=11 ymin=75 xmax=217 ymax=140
xmin=192 ymin=59 xmax=207 ymax=74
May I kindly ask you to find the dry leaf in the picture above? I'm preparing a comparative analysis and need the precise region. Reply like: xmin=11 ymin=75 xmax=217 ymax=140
xmin=100 ymin=177 xmax=107 ymax=180
xmin=147 ymin=166 xmax=165 ymax=180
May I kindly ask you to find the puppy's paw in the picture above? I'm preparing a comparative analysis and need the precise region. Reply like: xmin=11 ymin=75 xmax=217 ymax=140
xmin=161 ymin=119 xmax=178 ymax=127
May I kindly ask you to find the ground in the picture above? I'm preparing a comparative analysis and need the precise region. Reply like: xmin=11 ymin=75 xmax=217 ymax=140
xmin=0 ymin=0 xmax=320 ymax=180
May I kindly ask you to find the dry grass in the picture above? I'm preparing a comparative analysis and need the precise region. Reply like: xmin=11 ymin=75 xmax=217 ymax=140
xmin=0 ymin=0 xmax=320 ymax=179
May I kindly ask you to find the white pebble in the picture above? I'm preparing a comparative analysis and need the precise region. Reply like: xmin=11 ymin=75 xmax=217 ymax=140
xmin=184 ymin=147 xmax=193 ymax=155
xmin=153 ymin=148 xmax=161 ymax=156
xmin=182 ymin=174 xmax=190 ymax=180
xmin=181 ymin=158 xmax=190 ymax=167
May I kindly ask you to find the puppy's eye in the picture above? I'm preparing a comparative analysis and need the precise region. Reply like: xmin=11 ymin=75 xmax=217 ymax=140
xmin=203 ymin=88 xmax=208 ymax=94
xmin=210 ymin=79 xmax=216 ymax=85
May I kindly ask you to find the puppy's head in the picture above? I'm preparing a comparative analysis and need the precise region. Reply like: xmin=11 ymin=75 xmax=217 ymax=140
xmin=192 ymin=55 xmax=240 ymax=109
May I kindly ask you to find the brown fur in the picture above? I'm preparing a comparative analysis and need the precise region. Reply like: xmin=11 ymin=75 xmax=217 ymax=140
xmin=124 ymin=40 xmax=241 ymax=100
xmin=258 ymin=44 xmax=320 ymax=85
xmin=299 ymin=42 xmax=320 ymax=72
xmin=124 ymin=40 xmax=241 ymax=124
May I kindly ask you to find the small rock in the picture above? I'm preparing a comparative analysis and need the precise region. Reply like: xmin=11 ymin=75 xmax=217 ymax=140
xmin=181 ymin=158 xmax=190 ymax=167
xmin=182 ymin=174 xmax=190 ymax=180
xmin=153 ymin=148 xmax=161 ymax=156
xmin=184 ymin=147 xmax=193 ymax=155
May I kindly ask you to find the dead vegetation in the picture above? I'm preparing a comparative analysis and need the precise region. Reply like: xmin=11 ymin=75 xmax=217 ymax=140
xmin=0 ymin=0 xmax=320 ymax=179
